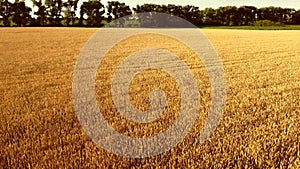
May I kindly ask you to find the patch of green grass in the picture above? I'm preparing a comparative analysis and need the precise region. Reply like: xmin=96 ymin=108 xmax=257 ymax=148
xmin=200 ymin=25 xmax=300 ymax=30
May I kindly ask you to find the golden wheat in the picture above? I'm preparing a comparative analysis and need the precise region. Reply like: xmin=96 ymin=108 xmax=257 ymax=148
xmin=0 ymin=28 xmax=299 ymax=168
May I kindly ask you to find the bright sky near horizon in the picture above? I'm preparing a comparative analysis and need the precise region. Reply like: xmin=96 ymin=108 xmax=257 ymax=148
xmin=22 ymin=0 xmax=300 ymax=13
xmin=103 ymin=0 xmax=300 ymax=10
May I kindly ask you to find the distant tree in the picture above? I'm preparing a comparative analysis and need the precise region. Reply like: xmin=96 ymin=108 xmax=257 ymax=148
xmin=237 ymin=6 xmax=257 ymax=25
xmin=258 ymin=7 xmax=278 ymax=22
xmin=281 ymin=8 xmax=295 ymax=24
xmin=133 ymin=4 xmax=200 ymax=27
xmin=133 ymin=3 xmax=155 ymax=13
xmin=45 ymin=0 xmax=63 ymax=26
xmin=133 ymin=4 xmax=157 ymax=27
xmin=1 ymin=1 xmax=299 ymax=27
xmin=256 ymin=6 xmax=299 ymax=25
xmin=216 ymin=6 xmax=238 ymax=26
xmin=291 ymin=10 xmax=300 ymax=24
xmin=229 ymin=6 xmax=238 ymax=26
xmin=133 ymin=4 xmax=177 ymax=27
xmin=11 ymin=0 xmax=32 ymax=26
xmin=106 ymin=1 xmax=132 ymax=25
xmin=32 ymin=0 xmax=48 ymax=26
xmin=0 ymin=0 xmax=13 ymax=26
xmin=63 ymin=0 xmax=79 ymax=26
xmin=179 ymin=5 xmax=203 ymax=26
xmin=202 ymin=8 xmax=218 ymax=26
xmin=216 ymin=6 xmax=227 ymax=25
xmin=79 ymin=0 xmax=105 ymax=27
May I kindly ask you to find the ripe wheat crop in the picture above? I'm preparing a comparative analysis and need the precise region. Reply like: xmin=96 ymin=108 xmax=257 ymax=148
xmin=0 ymin=28 xmax=299 ymax=168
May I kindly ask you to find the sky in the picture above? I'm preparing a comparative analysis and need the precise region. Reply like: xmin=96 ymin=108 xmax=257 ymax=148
xmin=101 ymin=0 xmax=300 ymax=10
xmin=23 ymin=0 xmax=300 ymax=15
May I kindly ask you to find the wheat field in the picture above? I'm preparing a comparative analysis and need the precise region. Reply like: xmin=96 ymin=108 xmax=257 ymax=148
xmin=0 ymin=28 xmax=299 ymax=168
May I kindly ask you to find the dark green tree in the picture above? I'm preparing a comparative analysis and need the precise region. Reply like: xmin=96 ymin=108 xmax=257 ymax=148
xmin=258 ymin=7 xmax=276 ymax=21
xmin=133 ymin=4 xmax=199 ymax=27
xmin=179 ymin=5 xmax=203 ymax=26
xmin=11 ymin=0 xmax=32 ymax=26
xmin=79 ymin=0 xmax=105 ymax=27
xmin=216 ymin=6 xmax=238 ymax=26
xmin=291 ymin=9 xmax=300 ymax=24
xmin=0 ymin=0 xmax=13 ymax=26
xmin=32 ymin=0 xmax=48 ymax=26
xmin=63 ymin=0 xmax=79 ymax=26
xmin=237 ymin=6 xmax=257 ymax=25
xmin=106 ymin=1 xmax=132 ymax=24
xmin=45 ymin=0 xmax=63 ymax=26
xmin=202 ymin=8 xmax=218 ymax=26
xmin=132 ymin=4 xmax=157 ymax=27
xmin=281 ymin=8 xmax=294 ymax=24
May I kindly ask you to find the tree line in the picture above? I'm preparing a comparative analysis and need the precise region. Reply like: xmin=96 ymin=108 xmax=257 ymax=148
xmin=1 ymin=0 xmax=300 ymax=27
